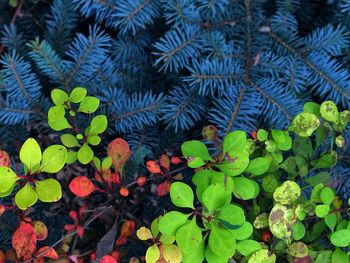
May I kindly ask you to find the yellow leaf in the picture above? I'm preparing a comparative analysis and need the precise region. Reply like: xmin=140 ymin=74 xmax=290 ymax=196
xmin=163 ymin=244 xmax=182 ymax=263
xmin=136 ymin=227 xmax=153 ymax=241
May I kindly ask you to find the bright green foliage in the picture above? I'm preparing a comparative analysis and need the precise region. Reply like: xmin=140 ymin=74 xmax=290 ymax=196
xmin=41 ymin=145 xmax=67 ymax=173
xmin=35 ymin=178 xmax=62 ymax=202
xmin=139 ymin=101 xmax=350 ymax=262
xmin=0 ymin=167 xmax=19 ymax=194
xmin=20 ymin=138 xmax=42 ymax=170
xmin=15 ymin=183 xmax=38 ymax=210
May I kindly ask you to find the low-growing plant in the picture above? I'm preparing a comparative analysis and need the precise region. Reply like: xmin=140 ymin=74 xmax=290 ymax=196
xmin=138 ymin=101 xmax=350 ymax=263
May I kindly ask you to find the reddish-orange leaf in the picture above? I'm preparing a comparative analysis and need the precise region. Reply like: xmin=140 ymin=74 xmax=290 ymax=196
xmin=111 ymin=251 xmax=119 ymax=260
xmin=32 ymin=221 xmax=48 ymax=241
xmin=0 ymin=250 xmax=5 ymax=263
xmin=115 ymin=220 xmax=135 ymax=246
xmin=69 ymin=211 xmax=79 ymax=223
xmin=76 ymin=226 xmax=85 ymax=238
xmin=119 ymin=187 xmax=129 ymax=197
xmin=36 ymin=246 xmax=59 ymax=259
xmin=64 ymin=224 xmax=76 ymax=232
xmin=136 ymin=176 xmax=147 ymax=187
xmin=146 ymin=161 xmax=161 ymax=174
xmin=0 ymin=150 xmax=11 ymax=167
xmin=159 ymin=155 xmax=170 ymax=171
xmin=12 ymin=223 xmax=37 ymax=260
xmin=79 ymin=204 xmax=88 ymax=219
xmin=69 ymin=176 xmax=95 ymax=197
xmin=251 ymin=130 xmax=257 ymax=140
xmin=100 ymin=255 xmax=118 ymax=263
xmin=107 ymin=138 xmax=131 ymax=171
xmin=0 ymin=205 xmax=5 ymax=216
xmin=157 ymin=181 xmax=170 ymax=197
xmin=170 ymin=157 xmax=182 ymax=165
xmin=95 ymin=168 xmax=112 ymax=184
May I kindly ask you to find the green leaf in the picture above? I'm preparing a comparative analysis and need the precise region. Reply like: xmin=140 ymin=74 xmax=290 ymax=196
xmin=20 ymin=138 xmax=42 ymax=170
xmin=192 ymin=169 xmax=211 ymax=202
xmin=253 ymin=213 xmax=269 ymax=229
xmin=291 ymin=222 xmax=305 ymax=240
xmin=315 ymin=204 xmax=330 ymax=218
xmin=15 ymin=183 xmax=38 ymax=210
xmin=314 ymin=251 xmax=332 ymax=263
xmin=248 ymin=249 xmax=276 ymax=263
xmin=271 ymin=130 xmax=292 ymax=151
xmin=230 ymin=222 xmax=253 ymax=240
xmin=233 ymin=177 xmax=259 ymax=200
xmin=339 ymin=110 xmax=350 ymax=128
xmin=269 ymin=203 xmax=295 ymax=239
xmin=61 ymin=134 xmax=79 ymax=148
xmin=246 ymin=157 xmax=270 ymax=176
xmin=0 ymin=183 xmax=16 ymax=197
xmin=187 ymin=156 xmax=206 ymax=168
xmin=87 ymin=135 xmax=101 ymax=146
xmin=35 ymin=178 xmax=62 ymax=202
xmin=330 ymin=229 xmax=350 ymax=247
xmin=320 ymin=187 xmax=335 ymax=205
xmin=273 ymin=180 xmax=301 ymax=205
xmin=40 ymin=145 xmax=67 ymax=173
xmin=223 ymin=130 xmax=246 ymax=154
xmin=170 ymin=182 xmax=194 ymax=209
xmin=257 ymin=129 xmax=268 ymax=141
xmin=262 ymin=174 xmax=279 ymax=193
xmin=293 ymin=137 xmax=313 ymax=159
xmin=210 ymin=172 xmax=234 ymax=194
xmin=236 ymin=240 xmax=261 ymax=256
xmin=202 ymin=184 xmax=228 ymax=213
xmin=69 ymin=87 xmax=87 ymax=103
xmin=51 ymin=89 xmax=68 ymax=106
xmin=311 ymin=151 xmax=337 ymax=168
xmin=77 ymin=143 xmax=94 ymax=164
xmin=305 ymin=172 xmax=331 ymax=187
xmin=325 ymin=213 xmax=337 ymax=232
xmin=78 ymin=96 xmax=100 ymax=113
xmin=159 ymin=212 xmax=190 ymax=236
xmin=48 ymin=118 xmax=72 ymax=131
xmin=304 ymin=102 xmax=320 ymax=116
xmin=0 ymin=167 xmax=19 ymax=194
xmin=289 ymin=242 xmax=308 ymax=258
xmin=66 ymin=151 xmax=77 ymax=164
xmin=209 ymin=224 xmax=236 ymax=258
xmin=89 ymin=115 xmax=108 ymax=134
xmin=181 ymin=140 xmax=212 ymax=161
xmin=145 ymin=244 xmax=160 ymax=263
xmin=102 ymin=157 xmax=112 ymax=170
xmin=48 ymin=106 xmax=65 ymax=121
xmin=182 ymin=239 xmax=205 ymax=263
xmin=218 ymin=204 xmax=245 ymax=226
xmin=320 ymin=101 xmax=339 ymax=124
xmin=176 ymin=218 xmax=202 ymax=254
xmin=332 ymin=248 xmax=349 ymax=263
xmin=216 ymin=151 xmax=249 ymax=176
xmin=289 ymin=112 xmax=320 ymax=137
xmin=205 ymin=247 xmax=228 ymax=263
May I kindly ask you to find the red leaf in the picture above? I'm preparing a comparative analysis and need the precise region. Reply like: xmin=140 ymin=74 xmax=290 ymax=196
xmin=69 ymin=176 xmax=95 ymax=197
xmin=69 ymin=211 xmax=79 ymax=223
xmin=12 ymin=223 xmax=37 ymax=260
xmin=115 ymin=220 xmax=135 ymax=246
xmin=107 ymin=138 xmax=131 ymax=171
xmin=36 ymin=246 xmax=59 ymax=259
xmin=170 ymin=157 xmax=182 ymax=165
xmin=119 ymin=187 xmax=129 ymax=197
xmin=159 ymin=155 xmax=170 ymax=171
xmin=136 ymin=176 xmax=147 ymax=187
xmin=79 ymin=204 xmax=88 ymax=219
xmin=0 ymin=205 xmax=5 ymax=216
xmin=146 ymin=161 xmax=161 ymax=174
xmin=32 ymin=221 xmax=48 ymax=241
xmin=0 ymin=150 xmax=11 ymax=167
xmin=251 ymin=130 xmax=257 ymax=140
xmin=76 ymin=226 xmax=85 ymax=238
xmin=64 ymin=224 xmax=76 ymax=232
xmin=100 ymin=255 xmax=118 ymax=263
xmin=157 ymin=181 xmax=170 ymax=197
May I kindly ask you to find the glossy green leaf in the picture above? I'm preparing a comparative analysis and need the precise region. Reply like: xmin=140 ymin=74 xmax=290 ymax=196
xmin=315 ymin=204 xmax=330 ymax=218
xmin=77 ymin=143 xmax=94 ymax=164
xmin=223 ymin=130 xmax=246 ymax=154
xmin=182 ymin=238 xmax=205 ymax=263
xmin=233 ymin=177 xmax=259 ymax=200
xmin=320 ymin=187 xmax=335 ymax=205
xmin=35 ymin=178 xmax=62 ymax=202
xmin=209 ymin=224 xmax=236 ymax=258
xmin=176 ymin=218 xmax=202 ymax=254
xmin=40 ymin=145 xmax=67 ymax=173
xmin=332 ymin=248 xmax=349 ymax=263
xmin=304 ymin=102 xmax=320 ymax=116
xmin=69 ymin=87 xmax=87 ymax=103
xmin=66 ymin=151 xmax=77 ymax=164
xmin=330 ymin=229 xmax=350 ymax=247
xmin=230 ymin=222 xmax=253 ymax=240
xmin=246 ymin=157 xmax=270 ymax=176
xmin=15 ymin=183 xmax=38 ymax=210
xmin=88 ymin=135 xmax=101 ymax=146
xmin=48 ymin=106 xmax=65 ymax=121
xmin=89 ymin=115 xmax=108 ymax=134
xmin=187 ymin=157 xmax=205 ymax=168
xmin=202 ymin=184 xmax=227 ymax=213
xmin=257 ymin=129 xmax=268 ymax=141
xmin=320 ymin=101 xmax=339 ymax=124
xmin=61 ymin=134 xmax=79 ymax=148
xmin=271 ymin=129 xmax=292 ymax=151
xmin=216 ymin=151 xmax=249 ymax=176
xmin=210 ymin=171 xmax=234 ymax=194
xmin=325 ymin=213 xmax=337 ymax=232
xmin=236 ymin=240 xmax=261 ymax=256
xmin=48 ymin=118 xmax=72 ymax=131
xmin=159 ymin=211 xmax=189 ymax=236
xmin=102 ymin=157 xmax=112 ymax=170
xmin=0 ymin=167 xmax=19 ymax=194
xmin=181 ymin=140 xmax=212 ymax=161
xmin=289 ymin=112 xmax=320 ymax=137
xmin=262 ymin=174 xmax=279 ymax=193
xmin=78 ymin=96 xmax=100 ymax=113
xmin=291 ymin=222 xmax=305 ymax=240
xmin=20 ymin=138 xmax=42 ymax=170
xmin=51 ymin=89 xmax=68 ymax=106
xmin=192 ymin=169 xmax=211 ymax=202
xmin=218 ymin=204 xmax=245 ymax=226
xmin=170 ymin=182 xmax=194 ymax=209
